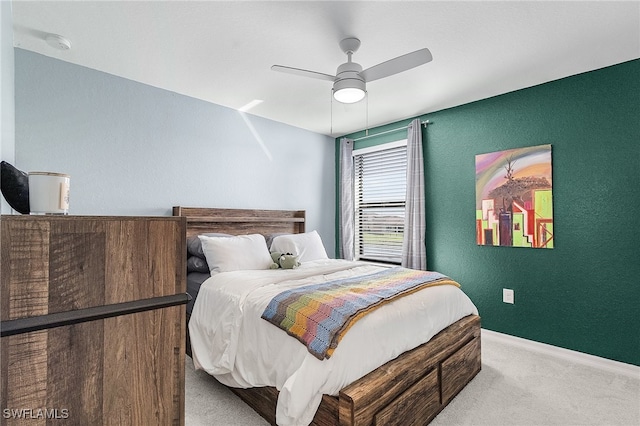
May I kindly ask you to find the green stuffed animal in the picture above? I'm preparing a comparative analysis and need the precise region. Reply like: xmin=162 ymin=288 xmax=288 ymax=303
xmin=269 ymin=251 xmax=280 ymax=269
xmin=270 ymin=251 xmax=301 ymax=269
xmin=279 ymin=253 xmax=301 ymax=269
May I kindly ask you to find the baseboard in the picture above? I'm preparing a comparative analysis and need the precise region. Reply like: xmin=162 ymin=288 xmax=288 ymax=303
xmin=481 ymin=328 xmax=640 ymax=379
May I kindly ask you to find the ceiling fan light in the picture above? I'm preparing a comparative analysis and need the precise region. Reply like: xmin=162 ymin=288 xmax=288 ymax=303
xmin=333 ymin=78 xmax=366 ymax=103
xmin=334 ymin=87 xmax=366 ymax=103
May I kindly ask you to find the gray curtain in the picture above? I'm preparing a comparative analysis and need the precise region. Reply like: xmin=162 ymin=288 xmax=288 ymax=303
xmin=339 ymin=138 xmax=355 ymax=260
xmin=402 ymin=119 xmax=426 ymax=270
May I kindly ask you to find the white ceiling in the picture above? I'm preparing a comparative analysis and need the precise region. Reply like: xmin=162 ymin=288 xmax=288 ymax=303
xmin=11 ymin=1 xmax=640 ymax=137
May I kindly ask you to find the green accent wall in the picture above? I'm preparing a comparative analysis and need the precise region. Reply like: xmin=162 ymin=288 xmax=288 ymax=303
xmin=336 ymin=59 xmax=640 ymax=366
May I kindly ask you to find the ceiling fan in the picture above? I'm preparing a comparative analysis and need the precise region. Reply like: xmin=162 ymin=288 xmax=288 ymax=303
xmin=271 ymin=37 xmax=432 ymax=104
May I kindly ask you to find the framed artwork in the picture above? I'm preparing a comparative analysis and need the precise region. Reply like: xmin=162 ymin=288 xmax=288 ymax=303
xmin=476 ymin=144 xmax=553 ymax=248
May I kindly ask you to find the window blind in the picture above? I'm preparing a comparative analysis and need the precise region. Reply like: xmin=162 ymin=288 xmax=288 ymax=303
xmin=354 ymin=143 xmax=406 ymax=264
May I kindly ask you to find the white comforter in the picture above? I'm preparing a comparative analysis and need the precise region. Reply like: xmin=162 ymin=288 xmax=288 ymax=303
xmin=189 ymin=259 xmax=478 ymax=426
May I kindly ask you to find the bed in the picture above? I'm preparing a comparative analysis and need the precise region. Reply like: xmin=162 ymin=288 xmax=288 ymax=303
xmin=173 ymin=206 xmax=481 ymax=426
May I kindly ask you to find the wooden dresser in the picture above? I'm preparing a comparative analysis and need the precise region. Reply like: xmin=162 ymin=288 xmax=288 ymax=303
xmin=0 ymin=215 xmax=187 ymax=425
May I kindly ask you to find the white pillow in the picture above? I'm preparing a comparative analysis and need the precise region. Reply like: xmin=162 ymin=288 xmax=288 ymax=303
xmin=198 ymin=234 xmax=273 ymax=273
xmin=270 ymin=230 xmax=329 ymax=262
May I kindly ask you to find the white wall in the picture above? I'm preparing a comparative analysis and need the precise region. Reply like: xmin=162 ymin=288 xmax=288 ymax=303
xmin=14 ymin=49 xmax=336 ymax=254
xmin=1 ymin=1 xmax=15 ymax=213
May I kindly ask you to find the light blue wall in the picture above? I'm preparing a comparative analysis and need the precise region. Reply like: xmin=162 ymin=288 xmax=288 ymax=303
xmin=1 ymin=1 xmax=15 ymax=213
xmin=14 ymin=49 xmax=336 ymax=254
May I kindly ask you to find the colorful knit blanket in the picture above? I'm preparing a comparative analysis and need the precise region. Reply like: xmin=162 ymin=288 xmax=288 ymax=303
xmin=261 ymin=267 xmax=459 ymax=360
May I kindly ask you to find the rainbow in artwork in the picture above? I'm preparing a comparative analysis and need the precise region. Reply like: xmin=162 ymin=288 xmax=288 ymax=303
xmin=476 ymin=144 xmax=553 ymax=248
xmin=261 ymin=267 xmax=458 ymax=360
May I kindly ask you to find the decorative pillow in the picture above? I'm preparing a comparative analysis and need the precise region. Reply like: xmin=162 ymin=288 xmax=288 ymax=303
xmin=199 ymin=233 xmax=274 ymax=273
xmin=187 ymin=255 xmax=209 ymax=273
xmin=270 ymin=230 xmax=329 ymax=263
xmin=187 ymin=232 xmax=232 ymax=258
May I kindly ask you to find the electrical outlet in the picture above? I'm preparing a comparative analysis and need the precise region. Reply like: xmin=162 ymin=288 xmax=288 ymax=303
xmin=503 ymin=288 xmax=515 ymax=304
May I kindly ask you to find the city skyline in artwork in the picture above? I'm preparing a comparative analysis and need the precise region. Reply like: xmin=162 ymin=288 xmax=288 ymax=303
xmin=476 ymin=144 xmax=554 ymax=248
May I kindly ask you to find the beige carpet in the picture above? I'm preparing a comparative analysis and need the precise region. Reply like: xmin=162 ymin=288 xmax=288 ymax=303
xmin=185 ymin=332 xmax=640 ymax=425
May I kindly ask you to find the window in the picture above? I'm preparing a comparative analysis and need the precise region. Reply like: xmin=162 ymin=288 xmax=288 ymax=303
xmin=353 ymin=140 xmax=407 ymax=264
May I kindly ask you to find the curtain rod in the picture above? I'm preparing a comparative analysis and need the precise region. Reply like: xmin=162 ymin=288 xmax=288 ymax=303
xmin=351 ymin=119 xmax=431 ymax=142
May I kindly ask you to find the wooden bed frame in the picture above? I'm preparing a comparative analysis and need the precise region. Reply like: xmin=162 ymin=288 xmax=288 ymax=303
xmin=173 ymin=206 xmax=481 ymax=426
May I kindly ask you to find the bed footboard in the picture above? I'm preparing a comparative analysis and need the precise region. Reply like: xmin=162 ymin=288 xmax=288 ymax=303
xmin=338 ymin=314 xmax=481 ymax=425
xmin=231 ymin=314 xmax=481 ymax=426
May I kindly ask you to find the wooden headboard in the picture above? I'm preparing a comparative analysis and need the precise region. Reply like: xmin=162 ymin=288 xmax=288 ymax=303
xmin=172 ymin=206 xmax=305 ymax=238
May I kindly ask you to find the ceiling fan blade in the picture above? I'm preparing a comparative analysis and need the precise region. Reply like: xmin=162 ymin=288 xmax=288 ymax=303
xmin=271 ymin=65 xmax=335 ymax=82
xmin=359 ymin=48 xmax=433 ymax=83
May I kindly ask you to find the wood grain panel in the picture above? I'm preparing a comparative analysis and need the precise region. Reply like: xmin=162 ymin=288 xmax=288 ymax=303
xmin=103 ymin=307 xmax=184 ymax=425
xmin=312 ymin=395 xmax=340 ymax=426
xmin=440 ymin=336 xmax=481 ymax=405
xmin=1 ymin=219 xmax=50 ymax=320
xmin=46 ymin=321 xmax=104 ymax=424
xmin=230 ymin=386 xmax=278 ymax=425
xmin=185 ymin=222 xmax=303 ymax=237
xmin=48 ymin=221 xmax=106 ymax=313
xmin=373 ymin=368 xmax=440 ymax=426
xmin=3 ymin=331 xmax=48 ymax=426
xmin=103 ymin=218 xmax=185 ymax=303
xmin=173 ymin=206 xmax=305 ymax=238
xmin=134 ymin=306 xmax=184 ymax=426
xmin=171 ymin=305 xmax=187 ymax=425
xmin=1 ymin=216 xmax=186 ymax=426
xmin=104 ymin=220 xmax=150 ymax=304
xmin=102 ymin=312 xmax=133 ymax=425
xmin=146 ymin=219 xmax=186 ymax=296
xmin=0 ymin=333 xmax=6 ymax=419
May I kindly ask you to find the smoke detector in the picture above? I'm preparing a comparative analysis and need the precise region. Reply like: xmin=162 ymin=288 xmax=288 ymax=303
xmin=45 ymin=34 xmax=71 ymax=50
